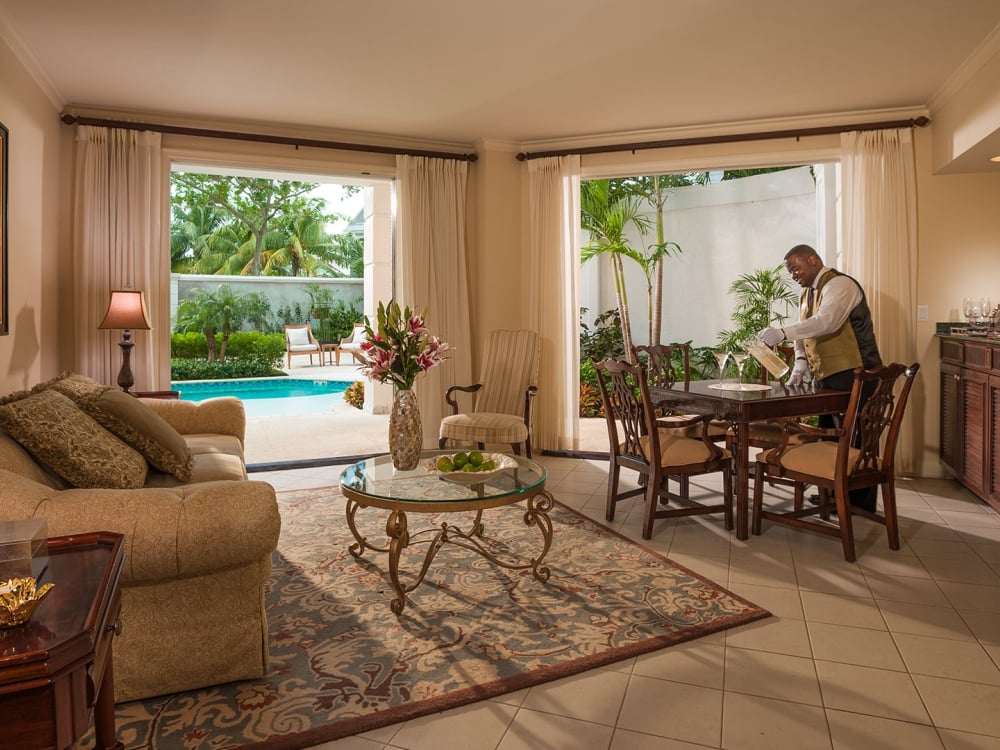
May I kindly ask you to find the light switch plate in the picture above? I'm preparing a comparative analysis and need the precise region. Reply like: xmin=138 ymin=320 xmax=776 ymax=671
xmin=917 ymin=305 xmax=929 ymax=321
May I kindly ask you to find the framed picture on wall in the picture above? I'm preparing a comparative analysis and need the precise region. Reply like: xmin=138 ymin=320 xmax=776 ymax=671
xmin=0 ymin=120 xmax=6 ymax=335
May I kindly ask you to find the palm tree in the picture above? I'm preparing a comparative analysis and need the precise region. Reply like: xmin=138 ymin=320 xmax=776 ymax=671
xmin=174 ymin=285 xmax=257 ymax=361
xmin=718 ymin=266 xmax=798 ymax=354
xmin=580 ymin=180 xmax=651 ymax=361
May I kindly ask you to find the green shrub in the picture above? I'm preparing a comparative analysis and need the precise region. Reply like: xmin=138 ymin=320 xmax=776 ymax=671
xmin=170 ymin=355 xmax=281 ymax=381
xmin=344 ymin=380 xmax=364 ymax=409
xmin=170 ymin=331 xmax=285 ymax=364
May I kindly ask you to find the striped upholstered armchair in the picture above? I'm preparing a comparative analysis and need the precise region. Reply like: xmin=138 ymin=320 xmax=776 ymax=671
xmin=438 ymin=329 xmax=539 ymax=457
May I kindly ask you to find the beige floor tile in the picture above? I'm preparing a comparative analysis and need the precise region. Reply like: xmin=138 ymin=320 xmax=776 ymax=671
xmin=909 ymin=538 xmax=982 ymax=561
xmin=938 ymin=728 xmax=1000 ymax=749
xmin=969 ymin=543 xmax=1000 ymax=564
xmin=958 ymin=609 xmax=1000 ymax=646
xmin=807 ymin=621 xmax=905 ymax=670
xmin=826 ymin=710 xmax=944 ymax=750
xmin=389 ymin=700 xmax=517 ymax=750
xmin=724 ymin=647 xmax=822 ymax=704
xmin=878 ymin=600 xmax=976 ymax=640
xmin=632 ymin=640 xmax=726 ymax=690
xmin=497 ymin=709 xmax=615 ymax=750
xmin=815 ymin=661 xmax=929 ymax=723
xmin=922 ymin=557 xmax=1000 ymax=586
xmin=725 ymin=581 xmax=804 ymax=620
xmin=725 ymin=615 xmax=813 ymax=657
xmin=913 ymin=674 xmax=1000 ymax=737
xmin=937 ymin=581 xmax=1000 ymax=613
xmin=721 ymin=692 xmax=830 ymax=750
xmin=664 ymin=552 xmax=730 ymax=587
xmin=318 ymin=735 xmax=386 ymax=749
xmin=609 ymin=730 xmax=713 ymax=749
xmin=616 ymin=675 xmax=723 ymax=746
xmin=893 ymin=632 xmax=1000 ymax=684
xmin=727 ymin=553 xmax=799 ymax=589
xmin=859 ymin=549 xmax=935 ymax=579
xmin=799 ymin=590 xmax=885 ymax=629
xmin=866 ymin=573 xmax=951 ymax=607
xmin=793 ymin=558 xmax=873 ymax=598
xmin=520 ymin=668 xmax=630 ymax=726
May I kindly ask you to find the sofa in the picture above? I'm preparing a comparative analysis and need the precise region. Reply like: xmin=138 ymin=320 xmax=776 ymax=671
xmin=0 ymin=373 xmax=281 ymax=703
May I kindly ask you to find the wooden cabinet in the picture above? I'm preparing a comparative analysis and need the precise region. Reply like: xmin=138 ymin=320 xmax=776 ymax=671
xmin=939 ymin=335 xmax=1000 ymax=510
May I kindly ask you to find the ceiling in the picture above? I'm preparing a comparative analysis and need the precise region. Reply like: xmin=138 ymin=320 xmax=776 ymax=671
xmin=3 ymin=0 xmax=1000 ymax=159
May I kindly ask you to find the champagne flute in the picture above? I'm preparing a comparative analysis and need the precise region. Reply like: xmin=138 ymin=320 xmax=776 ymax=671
xmin=731 ymin=349 xmax=749 ymax=388
xmin=982 ymin=297 xmax=992 ymax=327
xmin=712 ymin=349 xmax=731 ymax=383
xmin=964 ymin=297 xmax=975 ymax=325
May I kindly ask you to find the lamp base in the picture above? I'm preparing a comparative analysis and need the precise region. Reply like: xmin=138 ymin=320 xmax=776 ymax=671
xmin=116 ymin=332 xmax=135 ymax=393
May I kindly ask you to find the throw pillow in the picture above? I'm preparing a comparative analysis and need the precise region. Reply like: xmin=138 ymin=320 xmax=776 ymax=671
xmin=33 ymin=371 xmax=110 ymax=402
xmin=80 ymin=390 xmax=194 ymax=481
xmin=286 ymin=327 xmax=312 ymax=347
xmin=0 ymin=389 xmax=147 ymax=489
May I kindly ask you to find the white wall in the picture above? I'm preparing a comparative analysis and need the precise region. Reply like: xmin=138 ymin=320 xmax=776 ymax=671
xmin=581 ymin=166 xmax=819 ymax=347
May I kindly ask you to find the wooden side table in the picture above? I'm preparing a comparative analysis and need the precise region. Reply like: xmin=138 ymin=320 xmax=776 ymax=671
xmin=0 ymin=531 xmax=126 ymax=750
xmin=134 ymin=390 xmax=180 ymax=399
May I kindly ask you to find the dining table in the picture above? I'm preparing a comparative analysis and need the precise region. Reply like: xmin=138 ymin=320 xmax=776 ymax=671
xmin=647 ymin=379 xmax=851 ymax=540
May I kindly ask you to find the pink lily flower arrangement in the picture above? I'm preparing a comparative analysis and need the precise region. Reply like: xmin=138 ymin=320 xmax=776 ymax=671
xmin=359 ymin=300 xmax=450 ymax=390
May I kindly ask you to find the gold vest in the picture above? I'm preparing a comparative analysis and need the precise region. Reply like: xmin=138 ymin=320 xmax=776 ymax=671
xmin=801 ymin=270 xmax=864 ymax=381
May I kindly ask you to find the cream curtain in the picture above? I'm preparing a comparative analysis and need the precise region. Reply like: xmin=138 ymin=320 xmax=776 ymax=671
xmin=527 ymin=156 xmax=581 ymax=451
xmin=840 ymin=127 xmax=918 ymax=472
xmin=395 ymin=155 xmax=472 ymax=449
xmin=73 ymin=126 xmax=166 ymax=390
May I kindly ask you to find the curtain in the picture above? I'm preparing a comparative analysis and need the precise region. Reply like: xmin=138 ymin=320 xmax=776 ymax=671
xmin=73 ymin=126 xmax=166 ymax=390
xmin=395 ymin=156 xmax=472 ymax=448
xmin=840 ymin=128 xmax=918 ymax=472
xmin=527 ymin=156 xmax=581 ymax=451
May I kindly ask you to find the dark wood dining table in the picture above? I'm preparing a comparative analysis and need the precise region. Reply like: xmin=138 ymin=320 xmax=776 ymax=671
xmin=647 ymin=380 xmax=851 ymax=540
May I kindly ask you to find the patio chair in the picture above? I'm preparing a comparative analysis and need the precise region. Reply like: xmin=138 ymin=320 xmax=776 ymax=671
xmin=751 ymin=362 xmax=920 ymax=562
xmin=337 ymin=323 xmax=368 ymax=365
xmin=594 ymin=357 xmax=733 ymax=540
xmin=284 ymin=324 xmax=322 ymax=368
xmin=438 ymin=329 xmax=539 ymax=457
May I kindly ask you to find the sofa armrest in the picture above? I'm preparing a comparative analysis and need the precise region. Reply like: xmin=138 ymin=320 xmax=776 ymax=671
xmin=139 ymin=396 xmax=246 ymax=447
xmin=0 ymin=470 xmax=279 ymax=584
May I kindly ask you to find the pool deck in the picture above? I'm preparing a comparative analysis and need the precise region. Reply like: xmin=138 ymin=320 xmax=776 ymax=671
xmin=242 ymin=360 xmax=607 ymax=467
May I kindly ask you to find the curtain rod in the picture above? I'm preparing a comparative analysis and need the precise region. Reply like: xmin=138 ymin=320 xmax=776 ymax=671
xmin=60 ymin=113 xmax=479 ymax=162
xmin=516 ymin=116 xmax=930 ymax=161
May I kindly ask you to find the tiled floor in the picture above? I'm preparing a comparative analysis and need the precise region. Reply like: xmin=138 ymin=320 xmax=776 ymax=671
xmin=255 ymin=454 xmax=1000 ymax=750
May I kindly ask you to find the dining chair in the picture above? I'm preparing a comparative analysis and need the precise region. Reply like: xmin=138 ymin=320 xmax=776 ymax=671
xmin=750 ymin=362 xmax=920 ymax=562
xmin=439 ymin=329 xmax=539 ymax=457
xmin=593 ymin=357 xmax=733 ymax=540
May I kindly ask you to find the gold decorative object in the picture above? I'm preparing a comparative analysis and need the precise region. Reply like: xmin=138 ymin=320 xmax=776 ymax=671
xmin=0 ymin=576 xmax=54 ymax=627
xmin=389 ymin=388 xmax=422 ymax=471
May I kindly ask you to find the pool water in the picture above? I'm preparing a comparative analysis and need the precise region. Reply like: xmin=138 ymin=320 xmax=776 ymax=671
xmin=172 ymin=378 xmax=351 ymax=417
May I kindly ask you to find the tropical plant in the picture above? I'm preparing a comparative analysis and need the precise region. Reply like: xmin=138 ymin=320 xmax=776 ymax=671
xmin=344 ymin=381 xmax=364 ymax=409
xmin=580 ymin=180 xmax=651 ymax=360
xmin=174 ymin=285 xmax=263 ymax=362
xmin=580 ymin=307 xmax=626 ymax=363
xmin=717 ymin=266 xmax=798 ymax=378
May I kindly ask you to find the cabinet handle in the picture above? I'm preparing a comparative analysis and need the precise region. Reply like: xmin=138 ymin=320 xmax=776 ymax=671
xmin=108 ymin=616 xmax=123 ymax=636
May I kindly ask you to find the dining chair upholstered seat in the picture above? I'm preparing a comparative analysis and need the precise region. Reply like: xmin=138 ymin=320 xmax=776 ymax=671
xmin=439 ymin=329 xmax=539 ymax=457
xmin=751 ymin=362 xmax=920 ymax=562
xmin=594 ymin=356 xmax=733 ymax=540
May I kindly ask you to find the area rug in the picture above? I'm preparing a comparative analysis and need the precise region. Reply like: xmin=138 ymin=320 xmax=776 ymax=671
xmin=99 ymin=487 xmax=769 ymax=749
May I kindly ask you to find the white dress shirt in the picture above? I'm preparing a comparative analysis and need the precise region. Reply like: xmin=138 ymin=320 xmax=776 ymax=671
xmin=783 ymin=266 xmax=862 ymax=360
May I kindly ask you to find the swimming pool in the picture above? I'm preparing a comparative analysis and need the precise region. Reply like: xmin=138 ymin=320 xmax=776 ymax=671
xmin=172 ymin=378 xmax=351 ymax=417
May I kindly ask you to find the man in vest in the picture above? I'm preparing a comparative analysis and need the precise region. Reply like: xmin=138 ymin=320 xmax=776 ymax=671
xmin=757 ymin=243 xmax=883 ymax=512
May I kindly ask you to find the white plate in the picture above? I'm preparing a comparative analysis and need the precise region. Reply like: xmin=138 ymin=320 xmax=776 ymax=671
xmin=428 ymin=452 xmax=517 ymax=484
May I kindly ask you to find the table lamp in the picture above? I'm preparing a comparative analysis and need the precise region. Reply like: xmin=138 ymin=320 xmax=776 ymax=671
xmin=98 ymin=290 xmax=151 ymax=393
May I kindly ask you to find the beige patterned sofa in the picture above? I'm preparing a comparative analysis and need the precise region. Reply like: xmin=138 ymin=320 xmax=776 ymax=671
xmin=0 ymin=374 xmax=281 ymax=703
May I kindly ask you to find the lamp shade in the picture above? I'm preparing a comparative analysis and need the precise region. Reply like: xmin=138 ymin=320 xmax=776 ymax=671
xmin=99 ymin=290 xmax=151 ymax=331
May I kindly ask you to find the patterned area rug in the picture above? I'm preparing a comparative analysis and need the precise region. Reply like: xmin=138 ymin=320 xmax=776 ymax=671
xmin=99 ymin=487 xmax=769 ymax=749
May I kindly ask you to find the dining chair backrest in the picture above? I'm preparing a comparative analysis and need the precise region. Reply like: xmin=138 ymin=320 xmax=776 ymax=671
xmin=632 ymin=343 xmax=691 ymax=390
xmin=593 ymin=357 xmax=651 ymax=463
xmin=839 ymin=362 xmax=920 ymax=480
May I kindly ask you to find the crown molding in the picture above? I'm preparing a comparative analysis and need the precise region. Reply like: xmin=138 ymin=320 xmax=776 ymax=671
xmin=929 ymin=24 xmax=1000 ymax=112
xmin=0 ymin=16 xmax=64 ymax=111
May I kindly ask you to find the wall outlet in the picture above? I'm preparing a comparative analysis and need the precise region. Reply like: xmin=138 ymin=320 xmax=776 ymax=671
xmin=917 ymin=305 xmax=929 ymax=322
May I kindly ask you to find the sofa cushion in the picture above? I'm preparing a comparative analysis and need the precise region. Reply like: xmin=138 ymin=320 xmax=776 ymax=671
xmin=0 ymin=430 xmax=64 ymax=489
xmin=0 ymin=389 xmax=148 ymax=489
xmin=81 ymin=389 xmax=194 ymax=482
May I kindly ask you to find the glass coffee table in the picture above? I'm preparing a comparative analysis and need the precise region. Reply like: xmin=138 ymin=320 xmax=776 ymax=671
xmin=339 ymin=450 xmax=553 ymax=613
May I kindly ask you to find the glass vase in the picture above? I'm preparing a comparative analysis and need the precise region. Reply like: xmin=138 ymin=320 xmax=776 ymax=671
xmin=389 ymin=388 xmax=422 ymax=471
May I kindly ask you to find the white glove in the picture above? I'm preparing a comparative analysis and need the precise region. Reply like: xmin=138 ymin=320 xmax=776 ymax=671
xmin=758 ymin=327 xmax=785 ymax=347
xmin=787 ymin=358 xmax=809 ymax=387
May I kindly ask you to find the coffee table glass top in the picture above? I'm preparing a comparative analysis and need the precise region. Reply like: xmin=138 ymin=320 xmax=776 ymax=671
xmin=340 ymin=450 xmax=546 ymax=504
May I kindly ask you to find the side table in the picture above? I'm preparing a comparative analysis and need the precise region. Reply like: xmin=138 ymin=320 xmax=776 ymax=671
xmin=0 ymin=531 xmax=126 ymax=750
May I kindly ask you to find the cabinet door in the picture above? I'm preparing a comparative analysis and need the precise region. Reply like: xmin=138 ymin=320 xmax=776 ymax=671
xmin=962 ymin=369 xmax=988 ymax=497
xmin=940 ymin=362 xmax=962 ymax=477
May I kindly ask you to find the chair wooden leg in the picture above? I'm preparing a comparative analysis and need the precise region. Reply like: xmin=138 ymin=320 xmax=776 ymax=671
xmin=606 ymin=463 xmax=621 ymax=522
xmin=881 ymin=482 xmax=900 ymax=550
xmin=510 ymin=443 xmax=522 ymax=456
xmin=833 ymin=487 xmax=856 ymax=562
xmin=751 ymin=462 xmax=765 ymax=535
xmin=793 ymin=484 xmax=804 ymax=511
xmin=642 ymin=470 xmax=658 ymax=539
xmin=723 ymin=461 xmax=734 ymax=530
